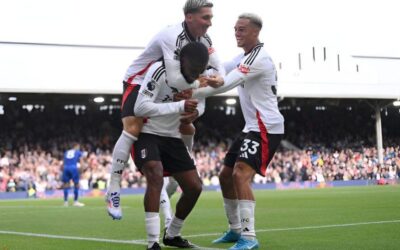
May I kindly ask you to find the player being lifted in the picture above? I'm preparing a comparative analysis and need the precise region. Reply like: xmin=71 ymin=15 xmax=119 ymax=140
xmin=133 ymin=42 xmax=209 ymax=250
xmin=106 ymin=0 xmax=224 ymax=220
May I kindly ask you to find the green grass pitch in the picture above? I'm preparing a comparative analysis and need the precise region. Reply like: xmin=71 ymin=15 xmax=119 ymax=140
xmin=0 ymin=185 xmax=399 ymax=250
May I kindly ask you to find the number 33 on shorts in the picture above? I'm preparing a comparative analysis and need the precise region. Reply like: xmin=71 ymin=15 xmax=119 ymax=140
xmin=239 ymin=139 xmax=260 ymax=158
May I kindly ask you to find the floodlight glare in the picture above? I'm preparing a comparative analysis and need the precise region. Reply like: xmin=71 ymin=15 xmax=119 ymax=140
xmin=94 ymin=97 xmax=105 ymax=103
xmin=393 ymin=99 xmax=400 ymax=107
xmin=226 ymin=98 xmax=237 ymax=105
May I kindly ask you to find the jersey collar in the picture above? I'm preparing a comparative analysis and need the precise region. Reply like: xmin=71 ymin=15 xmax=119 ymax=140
xmin=183 ymin=22 xmax=198 ymax=42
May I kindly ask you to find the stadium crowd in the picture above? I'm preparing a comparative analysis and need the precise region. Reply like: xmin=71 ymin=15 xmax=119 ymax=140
xmin=1 ymin=137 xmax=399 ymax=193
xmin=1 ymin=97 xmax=399 ymax=192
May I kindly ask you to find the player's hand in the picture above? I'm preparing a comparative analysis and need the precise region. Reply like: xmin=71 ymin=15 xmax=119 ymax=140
xmin=203 ymin=75 xmax=224 ymax=88
xmin=174 ymin=89 xmax=193 ymax=101
xmin=183 ymin=99 xmax=198 ymax=113
xmin=198 ymin=76 xmax=208 ymax=88
xmin=180 ymin=110 xmax=199 ymax=124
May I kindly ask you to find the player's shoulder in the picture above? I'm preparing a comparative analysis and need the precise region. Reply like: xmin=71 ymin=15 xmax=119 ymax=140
xmin=147 ymin=61 xmax=166 ymax=82
xmin=242 ymin=43 xmax=271 ymax=66
xmin=200 ymin=33 xmax=213 ymax=47
xmin=159 ymin=22 xmax=185 ymax=39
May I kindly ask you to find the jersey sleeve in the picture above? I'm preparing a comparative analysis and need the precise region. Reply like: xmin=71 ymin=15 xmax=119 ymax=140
xmin=196 ymin=98 xmax=206 ymax=117
xmin=134 ymin=66 xmax=185 ymax=117
xmin=192 ymin=53 xmax=268 ymax=99
xmin=192 ymin=69 xmax=244 ymax=99
xmin=207 ymin=49 xmax=226 ymax=76
xmin=224 ymin=54 xmax=243 ymax=73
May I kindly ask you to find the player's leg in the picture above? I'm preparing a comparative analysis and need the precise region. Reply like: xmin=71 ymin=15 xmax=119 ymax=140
xmin=141 ymin=160 xmax=164 ymax=250
xmin=212 ymin=165 xmax=242 ymax=243
xmin=160 ymin=137 xmax=200 ymax=248
xmin=72 ymin=169 xmax=84 ymax=207
xmin=160 ymin=177 xmax=173 ymax=229
xmin=133 ymin=133 xmax=163 ymax=250
xmin=228 ymin=161 xmax=259 ymax=250
xmin=62 ymin=168 xmax=71 ymax=206
xmin=163 ymin=169 xmax=201 ymax=248
xmin=179 ymin=122 xmax=195 ymax=152
xmin=228 ymin=133 xmax=282 ymax=250
xmin=106 ymin=83 xmax=142 ymax=220
xmin=213 ymin=133 xmax=247 ymax=244
xmin=165 ymin=176 xmax=179 ymax=198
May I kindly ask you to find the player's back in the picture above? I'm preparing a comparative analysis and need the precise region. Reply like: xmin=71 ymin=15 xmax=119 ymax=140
xmin=123 ymin=22 xmax=214 ymax=86
xmin=140 ymin=62 xmax=183 ymax=138
xmin=63 ymin=149 xmax=82 ymax=167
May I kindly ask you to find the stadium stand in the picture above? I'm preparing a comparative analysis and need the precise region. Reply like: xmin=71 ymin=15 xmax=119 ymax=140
xmin=0 ymin=93 xmax=399 ymax=194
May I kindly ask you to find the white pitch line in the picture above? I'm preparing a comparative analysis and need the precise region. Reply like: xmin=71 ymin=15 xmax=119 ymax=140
xmin=0 ymin=205 xmax=130 ymax=210
xmin=1 ymin=220 xmax=399 ymax=249
xmin=0 ymin=230 xmax=224 ymax=250
xmin=183 ymin=219 xmax=400 ymax=238
xmin=0 ymin=230 xmax=144 ymax=244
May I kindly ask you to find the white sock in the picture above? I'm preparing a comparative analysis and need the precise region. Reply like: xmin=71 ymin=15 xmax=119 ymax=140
xmin=181 ymin=134 xmax=194 ymax=152
xmin=109 ymin=131 xmax=137 ymax=192
xmin=166 ymin=216 xmax=184 ymax=238
xmin=223 ymin=198 xmax=241 ymax=233
xmin=145 ymin=212 xmax=160 ymax=247
xmin=166 ymin=177 xmax=179 ymax=197
xmin=239 ymin=200 xmax=256 ymax=240
xmin=160 ymin=179 xmax=173 ymax=228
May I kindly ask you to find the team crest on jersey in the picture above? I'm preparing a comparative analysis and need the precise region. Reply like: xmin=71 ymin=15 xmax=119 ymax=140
xmin=141 ymin=149 xmax=147 ymax=159
xmin=208 ymin=47 xmax=215 ymax=55
xmin=147 ymin=80 xmax=156 ymax=91
xmin=238 ymin=64 xmax=250 ymax=74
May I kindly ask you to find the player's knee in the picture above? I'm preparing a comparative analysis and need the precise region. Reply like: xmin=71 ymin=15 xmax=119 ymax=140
xmin=219 ymin=166 xmax=233 ymax=184
xmin=232 ymin=163 xmax=252 ymax=184
xmin=189 ymin=180 xmax=202 ymax=198
xmin=122 ymin=117 xmax=144 ymax=137
xmin=143 ymin=166 xmax=163 ymax=189
xmin=180 ymin=179 xmax=202 ymax=198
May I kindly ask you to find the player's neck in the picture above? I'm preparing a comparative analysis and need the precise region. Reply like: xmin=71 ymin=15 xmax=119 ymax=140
xmin=243 ymin=41 xmax=260 ymax=55
xmin=184 ymin=22 xmax=200 ymax=41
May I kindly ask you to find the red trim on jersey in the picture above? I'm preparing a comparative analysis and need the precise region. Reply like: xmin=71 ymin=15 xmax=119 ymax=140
xmin=163 ymin=170 xmax=172 ymax=177
xmin=130 ymin=144 xmax=135 ymax=161
xmin=256 ymin=111 xmax=269 ymax=176
xmin=121 ymin=83 xmax=137 ymax=109
xmin=126 ymin=61 xmax=155 ymax=84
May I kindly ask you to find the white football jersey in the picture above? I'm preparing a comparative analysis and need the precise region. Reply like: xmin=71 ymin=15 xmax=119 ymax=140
xmin=134 ymin=61 xmax=205 ymax=138
xmin=193 ymin=43 xmax=284 ymax=134
xmin=124 ymin=22 xmax=224 ymax=90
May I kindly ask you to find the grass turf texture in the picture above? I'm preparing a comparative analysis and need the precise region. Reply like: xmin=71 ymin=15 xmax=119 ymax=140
xmin=0 ymin=185 xmax=399 ymax=250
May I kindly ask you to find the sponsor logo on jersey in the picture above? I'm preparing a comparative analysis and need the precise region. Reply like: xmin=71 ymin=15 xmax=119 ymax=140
xmin=142 ymin=89 xmax=154 ymax=97
xmin=208 ymin=47 xmax=215 ymax=55
xmin=147 ymin=80 xmax=156 ymax=91
xmin=238 ymin=64 xmax=250 ymax=74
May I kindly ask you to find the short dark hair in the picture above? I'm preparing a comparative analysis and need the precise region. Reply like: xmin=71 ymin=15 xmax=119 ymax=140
xmin=180 ymin=42 xmax=209 ymax=68
xmin=183 ymin=0 xmax=213 ymax=14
